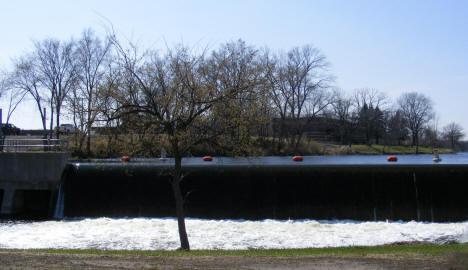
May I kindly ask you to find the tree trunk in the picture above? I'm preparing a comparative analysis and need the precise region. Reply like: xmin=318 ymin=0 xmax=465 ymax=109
xmin=86 ymin=134 xmax=91 ymax=155
xmin=86 ymin=122 xmax=92 ymax=155
xmin=41 ymin=108 xmax=48 ymax=151
xmin=49 ymin=108 xmax=54 ymax=139
xmin=172 ymin=155 xmax=190 ymax=251
xmin=78 ymin=135 xmax=85 ymax=153
xmin=41 ymin=114 xmax=47 ymax=139
xmin=294 ymin=133 xmax=304 ymax=153
xmin=415 ymin=133 xmax=419 ymax=154
xmin=86 ymin=98 xmax=92 ymax=154
xmin=277 ymin=120 xmax=286 ymax=153
xmin=56 ymin=106 xmax=61 ymax=139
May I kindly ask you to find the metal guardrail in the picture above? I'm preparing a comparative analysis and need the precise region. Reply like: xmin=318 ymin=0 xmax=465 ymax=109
xmin=0 ymin=138 xmax=68 ymax=152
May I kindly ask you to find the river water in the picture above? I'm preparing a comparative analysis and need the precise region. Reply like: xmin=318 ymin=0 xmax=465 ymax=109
xmin=1 ymin=218 xmax=467 ymax=250
xmin=83 ymin=152 xmax=468 ymax=166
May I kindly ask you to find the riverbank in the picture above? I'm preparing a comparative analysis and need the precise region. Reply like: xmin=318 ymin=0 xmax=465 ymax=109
xmin=1 ymin=243 xmax=467 ymax=269
xmin=318 ymin=144 xmax=454 ymax=155
xmin=57 ymin=133 xmax=455 ymax=158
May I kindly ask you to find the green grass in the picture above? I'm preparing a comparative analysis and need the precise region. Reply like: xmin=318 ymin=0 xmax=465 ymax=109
xmin=348 ymin=144 xmax=453 ymax=155
xmin=4 ymin=243 xmax=468 ymax=257
xmin=63 ymin=133 xmax=455 ymax=158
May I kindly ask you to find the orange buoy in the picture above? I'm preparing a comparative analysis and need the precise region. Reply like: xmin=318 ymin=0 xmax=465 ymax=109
xmin=387 ymin=156 xmax=398 ymax=162
xmin=121 ymin=156 xmax=131 ymax=162
xmin=292 ymin=156 xmax=303 ymax=162
xmin=203 ymin=156 xmax=213 ymax=162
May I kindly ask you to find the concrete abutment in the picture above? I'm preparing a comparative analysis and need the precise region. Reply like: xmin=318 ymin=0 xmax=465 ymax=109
xmin=0 ymin=152 xmax=69 ymax=216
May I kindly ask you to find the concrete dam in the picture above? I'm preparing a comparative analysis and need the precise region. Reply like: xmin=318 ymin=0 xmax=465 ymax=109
xmin=53 ymin=155 xmax=468 ymax=222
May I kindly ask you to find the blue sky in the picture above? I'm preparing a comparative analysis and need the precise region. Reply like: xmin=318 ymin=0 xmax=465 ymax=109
xmin=1 ymin=0 xmax=467 ymax=133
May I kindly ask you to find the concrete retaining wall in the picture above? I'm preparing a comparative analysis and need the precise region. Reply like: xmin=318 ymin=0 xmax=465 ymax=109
xmin=0 ymin=152 xmax=70 ymax=215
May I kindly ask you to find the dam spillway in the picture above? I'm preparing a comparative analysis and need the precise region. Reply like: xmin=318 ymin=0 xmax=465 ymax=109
xmin=58 ymin=154 xmax=468 ymax=222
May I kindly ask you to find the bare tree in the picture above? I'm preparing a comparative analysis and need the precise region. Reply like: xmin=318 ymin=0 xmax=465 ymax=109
xmin=397 ymin=92 xmax=434 ymax=153
xmin=386 ymin=109 xmax=408 ymax=145
xmin=94 ymin=60 xmax=123 ymax=157
xmin=329 ymin=89 xmax=359 ymax=145
xmin=353 ymin=88 xmax=388 ymax=111
xmin=109 ymin=36 xmax=262 ymax=250
xmin=10 ymin=56 xmax=49 ymax=135
xmin=353 ymin=88 xmax=388 ymax=145
xmin=1 ymin=67 xmax=27 ymax=125
xmin=209 ymin=40 xmax=270 ymax=155
xmin=71 ymin=29 xmax=112 ymax=153
xmin=34 ymin=38 xmax=79 ymax=138
xmin=0 ymin=69 xmax=7 ymax=99
xmin=268 ymin=45 xmax=332 ymax=152
xmin=442 ymin=122 xmax=465 ymax=149
xmin=2 ymin=83 xmax=27 ymax=125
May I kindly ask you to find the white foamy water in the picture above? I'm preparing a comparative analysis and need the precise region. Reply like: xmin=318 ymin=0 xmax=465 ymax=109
xmin=0 ymin=218 xmax=467 ymax=250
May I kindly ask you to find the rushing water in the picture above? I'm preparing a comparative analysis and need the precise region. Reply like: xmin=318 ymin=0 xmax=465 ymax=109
xmin=0 ymin=218 xmax=467 ymax=250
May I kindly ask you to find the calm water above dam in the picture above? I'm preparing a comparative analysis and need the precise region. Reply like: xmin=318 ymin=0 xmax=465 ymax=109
xmin=81 ymin=152 xmax=468 ymax=166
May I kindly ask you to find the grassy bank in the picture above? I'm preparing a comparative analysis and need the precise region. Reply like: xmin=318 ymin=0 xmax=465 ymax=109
xmin=65 ymin=133 xmax=454 ymax=158
xmin=321 ymin=144 xmax=454 ymax=155
xmin=2 ymin=243 xmax=467 ymax=269
xmin=5 ymin=242 xmax=468 ymax=257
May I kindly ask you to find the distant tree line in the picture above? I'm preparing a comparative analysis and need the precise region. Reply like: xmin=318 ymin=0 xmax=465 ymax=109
xmin=0 ymin=28 xmax=465 ymax=156
xmin=324 ymin=89 xmax=465 ymax=153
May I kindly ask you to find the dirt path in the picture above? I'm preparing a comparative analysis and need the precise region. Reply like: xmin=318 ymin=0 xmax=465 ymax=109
xmin=0 ymin=251 xmax=467 ymax=270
